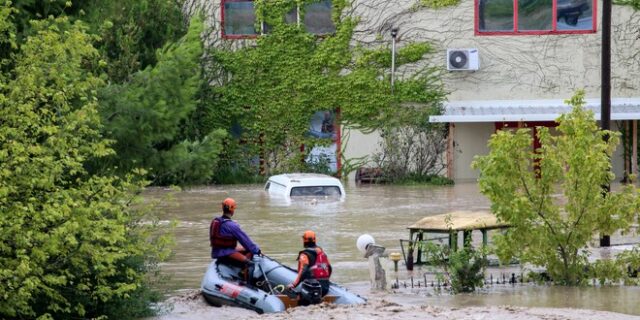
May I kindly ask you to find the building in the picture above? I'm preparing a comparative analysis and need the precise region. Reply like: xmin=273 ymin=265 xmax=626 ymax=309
xmin=184 ymin=0 xmax=640 ymax=182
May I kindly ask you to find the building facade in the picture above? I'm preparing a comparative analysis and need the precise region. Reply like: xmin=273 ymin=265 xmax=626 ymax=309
xmin=184 ymin=0 xmax=640 ymax=182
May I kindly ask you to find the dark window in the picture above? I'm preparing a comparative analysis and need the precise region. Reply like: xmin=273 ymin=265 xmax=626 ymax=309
xmin=222 ymin=0 xmax=258 ymax=38
xmin=476 ymin=0 xmax=595 ymax=35
xmin=285 ymin=7 xmax=298 ymax=24
xmin=290 ymin=186 xmax=341 ymax=197
xmin=303 ymin=0 xmax=336 ymax=35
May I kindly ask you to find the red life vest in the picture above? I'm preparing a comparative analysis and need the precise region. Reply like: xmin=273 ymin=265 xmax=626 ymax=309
xmin=299 ymin=247 xmax=331 ymax=280
xmin=210 ymin=217 xmax=237 ymax=249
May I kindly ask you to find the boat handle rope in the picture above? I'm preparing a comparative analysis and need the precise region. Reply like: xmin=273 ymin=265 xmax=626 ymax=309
xmin=258 ymin=263 xmax=276 ymax=295
xmin=272 ymin=284 xmax=286 ymax=293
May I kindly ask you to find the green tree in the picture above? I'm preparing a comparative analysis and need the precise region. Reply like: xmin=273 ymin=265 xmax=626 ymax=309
xmin=0 ymin=15 xmax=171 ymax=319
xmin=98 ymin=16 xmax=227 ymax=186
xmin=472 ymin=91 xmax=639 ymax=285
xmin=80 ymin=0 xmax=187 ymax=82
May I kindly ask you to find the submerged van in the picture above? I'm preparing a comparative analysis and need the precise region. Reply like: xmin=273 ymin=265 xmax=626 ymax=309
xmin=264 ymin=173 xmax=345 ymax=198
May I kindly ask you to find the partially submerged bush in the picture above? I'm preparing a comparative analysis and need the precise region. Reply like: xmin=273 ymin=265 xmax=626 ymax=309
xmin=423 ymin=242 xmax=488 ymax=293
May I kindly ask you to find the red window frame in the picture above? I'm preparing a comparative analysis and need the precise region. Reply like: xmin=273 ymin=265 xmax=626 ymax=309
xmin=474 ymin=0 xmax=597 ymax=36
xmin=221 ymin=0 xmax=258 ymax=39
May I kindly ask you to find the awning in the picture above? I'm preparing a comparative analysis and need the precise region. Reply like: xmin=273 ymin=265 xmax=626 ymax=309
xmin=429 ymin=98 xmax=640 ymax=123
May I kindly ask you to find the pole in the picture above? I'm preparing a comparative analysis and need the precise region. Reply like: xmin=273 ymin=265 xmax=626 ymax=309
xmin=390 ymin=28 xmax=398 ymax=93
xmin=600 ymin=0 xmax=612 ymax=247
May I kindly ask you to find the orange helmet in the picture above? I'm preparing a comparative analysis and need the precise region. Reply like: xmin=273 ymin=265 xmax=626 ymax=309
xmin=222 ymin=198 xmax=237 ymax=213
xmin=302 ymin=230 xmax=316 ymax=243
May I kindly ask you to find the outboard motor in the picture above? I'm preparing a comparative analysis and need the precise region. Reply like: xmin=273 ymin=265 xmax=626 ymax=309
xmin=299 ymin=279 xmax=323 ymax=305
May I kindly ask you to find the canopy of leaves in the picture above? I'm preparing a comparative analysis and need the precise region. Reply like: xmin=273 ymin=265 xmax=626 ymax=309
xmin=0 ymin=14 xmax=172 ymax=319
xmin=98 ymin=17 xmax=226 ymax=186
xmin=80 ymin=0 xmax=187 ymax=82
xmin=472 ymin=90 xmax=640 ymax=285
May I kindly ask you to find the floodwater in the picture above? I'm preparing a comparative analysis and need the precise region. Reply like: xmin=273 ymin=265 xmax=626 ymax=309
xmin=146 ymin=181 xmax=640 ymax=316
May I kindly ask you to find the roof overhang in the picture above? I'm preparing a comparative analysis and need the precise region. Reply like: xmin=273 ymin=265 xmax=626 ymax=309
xmin=429 ymin=98 xmax=640 ymax=123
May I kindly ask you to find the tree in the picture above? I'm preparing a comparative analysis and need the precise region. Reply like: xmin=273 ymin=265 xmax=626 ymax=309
xmin=0 ymin=15 xmax=171 ymax=319
xmin=79 ymin=0 xmax=188 ymax=83
xmin=472 ymin=91 xmax=640 ymax=285
xmin=98 ymin=16 xmax=227 ymax=186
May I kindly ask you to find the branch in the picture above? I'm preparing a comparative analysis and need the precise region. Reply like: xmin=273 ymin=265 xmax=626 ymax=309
xmin=517 ymin=155 xmax=559 ymax=238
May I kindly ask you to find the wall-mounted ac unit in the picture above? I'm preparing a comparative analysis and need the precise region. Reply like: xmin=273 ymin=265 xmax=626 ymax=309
xmin=447 ymin=48 xmax=479 ymax=71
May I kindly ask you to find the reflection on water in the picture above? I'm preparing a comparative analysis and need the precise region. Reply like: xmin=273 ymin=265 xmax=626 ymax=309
xmin=146 ymin=182 xmax=640 ymax=315
xmin=423 ymin=285 xmax=640 ymax=316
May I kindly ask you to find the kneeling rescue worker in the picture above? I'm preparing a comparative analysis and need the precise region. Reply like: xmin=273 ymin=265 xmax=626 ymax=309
xmin=287 ymin=230 xmax=332 ymax=305
xmin=210 ymin=197 xmax=261 ymax=281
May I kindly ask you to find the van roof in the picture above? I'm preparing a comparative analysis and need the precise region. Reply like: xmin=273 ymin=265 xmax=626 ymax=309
xmin=268 ymin=173 xmax=341 ymax=185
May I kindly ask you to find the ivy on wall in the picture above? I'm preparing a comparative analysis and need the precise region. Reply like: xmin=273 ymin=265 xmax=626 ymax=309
xmin=418 ymin=0 xmax=461 ymax=9
xmin=614 ymin=0 xmax=640 ymax=10
xmin=209 ymin=0 xmax=446 ymax=176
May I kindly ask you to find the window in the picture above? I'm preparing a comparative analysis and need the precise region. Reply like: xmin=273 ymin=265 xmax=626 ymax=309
xmin=476 ymin=0 xmax=596 ymax=35
xmin=221 ymin=0 xmax=335 ymax=38
xmin=222 ymin=0 xmax=258 ymax=38
xmin=290 ymin=186 xmax=342 ymax=197
xmin=303 ymin=0 xmax=336 ymax=35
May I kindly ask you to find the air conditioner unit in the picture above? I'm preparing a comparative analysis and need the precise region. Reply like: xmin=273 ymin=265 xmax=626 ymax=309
xmin=447 ymin=48 xmax=479 ymax=71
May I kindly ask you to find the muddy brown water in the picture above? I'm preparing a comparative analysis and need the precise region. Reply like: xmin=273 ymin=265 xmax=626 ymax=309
xmin=146 ymin=182 xmax=640 ymax=315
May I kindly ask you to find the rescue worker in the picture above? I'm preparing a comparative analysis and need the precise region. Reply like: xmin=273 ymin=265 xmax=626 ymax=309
xmin=209 ymin=198 xmax=261 ymax=279
xmin=287 ymin=230 xmax=332 ymax=305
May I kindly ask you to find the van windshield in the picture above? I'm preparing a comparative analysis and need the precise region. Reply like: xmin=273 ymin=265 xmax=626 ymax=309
xmin=290 ymin=186 xmax=341 ymax=197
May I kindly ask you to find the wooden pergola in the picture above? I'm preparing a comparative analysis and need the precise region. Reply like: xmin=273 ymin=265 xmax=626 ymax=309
xmin=401 ymin=210 xmax=510 ymax=267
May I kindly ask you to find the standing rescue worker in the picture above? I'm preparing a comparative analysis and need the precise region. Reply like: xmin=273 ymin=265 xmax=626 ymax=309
xmin=287 ymin=230 xmax=332 ymax=301
xmin=209 ymin=198 xmax=261 ymax=274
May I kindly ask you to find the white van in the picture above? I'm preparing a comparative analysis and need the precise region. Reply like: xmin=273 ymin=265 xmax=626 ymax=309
xmin=264 ymin=173 xmax=345 ymax=198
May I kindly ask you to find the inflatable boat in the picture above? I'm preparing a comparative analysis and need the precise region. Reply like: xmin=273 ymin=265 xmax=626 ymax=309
xmin=201 ymin=255 xmax=366 ymax=313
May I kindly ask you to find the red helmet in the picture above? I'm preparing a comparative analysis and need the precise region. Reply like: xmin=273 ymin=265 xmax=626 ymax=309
xmin=302 ymin=230 xmax=316 ymax=243
xmin=222 ymin=198 xmax=237 ymax=213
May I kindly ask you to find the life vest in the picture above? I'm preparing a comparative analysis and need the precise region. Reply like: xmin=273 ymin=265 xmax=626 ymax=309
xmin=210 ymin=217 xmax=237 ymax=249
xmin=299 ymin=247 xmax=331 ymax=280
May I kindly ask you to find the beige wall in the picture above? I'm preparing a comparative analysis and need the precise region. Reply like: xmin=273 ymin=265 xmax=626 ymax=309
xmin=451 ymin=122 xmax=627 ymax=182
xmin=351 ymin=0 xmax=640 ymax=101
xmin=451 ymin=123 xmax=493 ymax=181
xmin=340 ymin=127 xmax=382 ymax=181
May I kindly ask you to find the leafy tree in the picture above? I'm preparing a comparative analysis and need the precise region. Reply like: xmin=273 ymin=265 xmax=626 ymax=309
xmin=472 ymin=91 xmax=640 ymax=285
xmin=0 ymin=15 xmax=171 ymax=319
xmin=80 ymin=0 xmax=187 ymax=82
xmin=209 ymin=0 xmax=445 ymax=177
xmin=98 ymin=16 xmax=227 ymax=186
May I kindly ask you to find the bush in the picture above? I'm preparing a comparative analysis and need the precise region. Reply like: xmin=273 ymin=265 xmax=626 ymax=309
xmin=423 ymin=242 xmax=488 ymax=293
